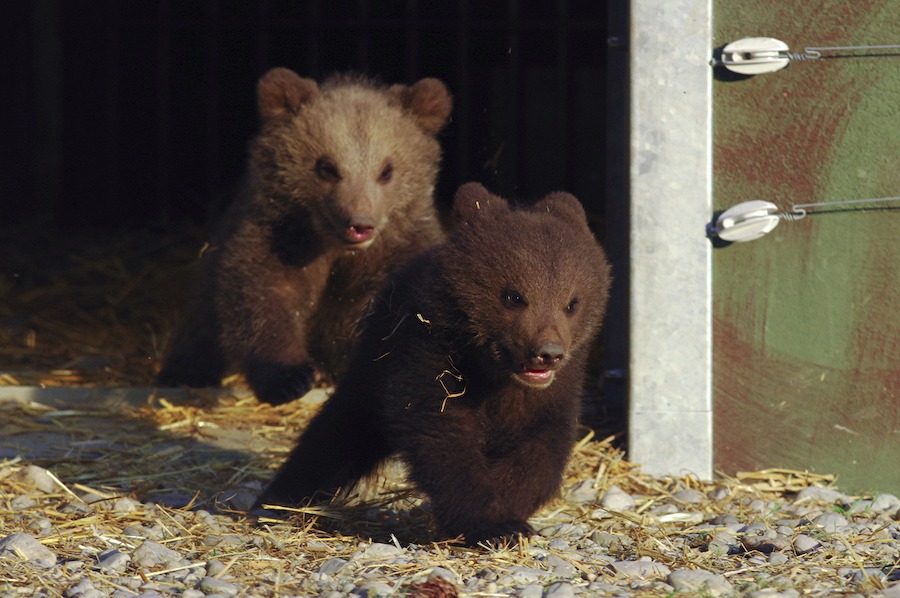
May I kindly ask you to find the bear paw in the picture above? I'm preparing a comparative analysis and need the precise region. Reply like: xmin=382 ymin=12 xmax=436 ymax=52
xmin=244 ymin=359 xmax=317 ymax=405
xmin=462 ymin=520 xmax=536 ymax=547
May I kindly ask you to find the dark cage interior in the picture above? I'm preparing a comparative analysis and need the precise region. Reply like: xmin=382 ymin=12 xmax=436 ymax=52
xmin=0 ymin=0 xmax=627 ymax=427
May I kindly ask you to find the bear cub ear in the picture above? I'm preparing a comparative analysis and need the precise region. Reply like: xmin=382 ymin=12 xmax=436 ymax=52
xmin=451 ymin=182 xmax=509 ymax=224
xmin=390 ymin=79 xmax=453 ymax=135
xmin=257 ymin=68 xmax=319 ymax=121
xmin=532 ymin=191 xmax=589 ymax=229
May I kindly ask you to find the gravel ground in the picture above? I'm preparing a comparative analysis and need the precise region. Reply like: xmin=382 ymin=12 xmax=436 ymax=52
xmin=2 ymin=390 xmax=900 ymax=597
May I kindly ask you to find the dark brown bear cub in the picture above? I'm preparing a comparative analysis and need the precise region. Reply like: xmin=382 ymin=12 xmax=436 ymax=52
xmin=256 ymin=182 xmax=612 ymax=545
xmin=157 ymin=69 xmax=451 ymax=404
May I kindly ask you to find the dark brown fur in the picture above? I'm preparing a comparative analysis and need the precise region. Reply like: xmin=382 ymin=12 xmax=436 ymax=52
xmin=157 ymin=69 xmax=452 ymax=404
xmin=256 ymin=183 xmax=612 ymax=545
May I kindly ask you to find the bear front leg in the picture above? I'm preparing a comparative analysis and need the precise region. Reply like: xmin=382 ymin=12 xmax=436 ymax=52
xmin=401 ymin=434 xmax=535 ymax=546
xmin=404 ymin=412 xmax=576 ymax=546
xmin=254 ymin=376 xmax=390 ymax=509
xmin=235 ymin=287 xmax=321 ymax=404
xmin=485 ymin=420 xmax=576 ymax=530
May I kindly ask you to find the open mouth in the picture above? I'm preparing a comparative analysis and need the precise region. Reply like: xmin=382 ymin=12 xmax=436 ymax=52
xmin=514 ymin=367 xmax=556 ymax=388
xmin=345 ymin=225 xmax=375 ymax=245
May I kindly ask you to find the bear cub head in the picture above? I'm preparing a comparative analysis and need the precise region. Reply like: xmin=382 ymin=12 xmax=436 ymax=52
xmin=438 ymin=183 xmax=611 ymax=390
xmin=250 ymin=68 xmax=452 ymax=251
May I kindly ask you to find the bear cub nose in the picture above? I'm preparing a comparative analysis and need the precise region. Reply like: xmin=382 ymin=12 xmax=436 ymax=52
xmin=530 ymin=343 xmax=565 ymax=369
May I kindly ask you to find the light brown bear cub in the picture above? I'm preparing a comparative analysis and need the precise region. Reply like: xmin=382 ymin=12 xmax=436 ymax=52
xmin=158 ymin=69 xmax=452 ymax=404
xmin=256 ymin=183 xmax=612 ymax=545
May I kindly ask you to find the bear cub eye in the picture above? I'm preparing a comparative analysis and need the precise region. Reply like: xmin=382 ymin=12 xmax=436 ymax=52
xmin=378 ymin=161 xmax=394 ymax=183
xmin=566 ymin=297 xmax=579 ymax=315
xmin=502 ymin=289 xmax=527 ymax=309
xmin=315 ymin=157 xmax=341 ymax=182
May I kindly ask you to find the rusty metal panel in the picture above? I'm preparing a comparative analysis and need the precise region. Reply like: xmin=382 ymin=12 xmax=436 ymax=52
xmin=713 ymin=2 xmax=900 ymax=493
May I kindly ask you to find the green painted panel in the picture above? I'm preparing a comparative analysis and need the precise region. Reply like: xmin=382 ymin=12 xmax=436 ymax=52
xmin=713 ymin=1 xmax=900 ymax=494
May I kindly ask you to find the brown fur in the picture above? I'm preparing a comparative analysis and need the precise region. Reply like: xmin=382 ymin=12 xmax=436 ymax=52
xmin=256 ymin=183 xmax=612 ymax=545
xmin=158 ymin=69 xmax=452 ymax=404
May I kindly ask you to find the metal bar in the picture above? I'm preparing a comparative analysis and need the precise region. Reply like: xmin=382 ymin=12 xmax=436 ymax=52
xmin=628 ymin=0 xmax=714 ymax=480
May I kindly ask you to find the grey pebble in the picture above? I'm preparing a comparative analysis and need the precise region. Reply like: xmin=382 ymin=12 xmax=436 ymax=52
xmin=547 ymin=539 xmax=569 ymax=551
xmin=476 ymin=567 xmax=498 ymax=581
xmin=508 ymin=565 xmax=552 ymax=583
xmin=742 ymin=535 xmax=790 ymax=553
xmin=80 ymin=492 xmax=105 ymax=504
xmin=10 ymin=495 xmax=37 ymax=510
xmin=217 ymin=487 xmax=257 ymax=511
xmin=600 ymin=485 xmax=635 ymax=511
xmin=15 ymin=464 xmax=57 ymax=493
xmin=671 ymin=488 xmax=706 ymax=504
xmin=427 ymin=566 xmax=459 ymax=583
xmin=708 ymin=486 xmax=730 ymax=501
xmin=609 ymin=559 xmax=671 ymax=579
xmin=26 ymin=517 xmax=52 ymax=536
xmin=519 ymin=584 xmax=543 ymax=598
xmin=707 ymin=539 xmax=733 ymax=556
xmin=132 ymin=540 xmax=187 ymax=568
xmin=64 ymin=579 xmax=104 ymax=598
xmin=98 ymin=548 xmax=131 ymax=573
xmin=206 ymin=558 xmax=227 ymax=577
xmin=181 ymin=591 xmax=206 ymax=598
xmin=319 ymin=557 xmax=349 ymax=576
xmin=64 ymin=560 xmax=85 ymax=573
xmin=768 ymin=552 xmax=790 ymax=565
xmin=545 ymin=554 xmax=576 ymax=578
xmin=543 ymin=581 xmax=575 ymax=598
xmin=112 ymin=497 xmax=141 ymax=513
xmin=838 ymin=567 xmax=885 ymax=583
xmin=667 ymin=568 xmax=733 ymax=596
xmin=0 ymin=532 xmax=57 ymax=568
xmin=747 ymin=590 xmax=800 ymax=598
xmin=204 ymin=534 xmax=245 ymax=548
xmin=710 ymin=513 xmax=739 ymax=526
xmin=813 ymin=512 xmax=848 ymax=532
xmin=539 ymin=523 xmax=585 ymax=539
xmin=565 ymin=479 xmax=598 ymax=503
xmin=872 ymin=494 xmax=900 ymax=513
xmin=792 ymin=534 xmax=821 ymax=554
xmin=357 ymin=542 xmax=403 ymax=561
xmin=796 ymin=486 xmax=847 ymax=504
xmin=743 ymin=522 xmax=769 ymax=535
xmin=197 ymin=576 xmax=239 ymax=596
xmin=591 ymin=531 xmax=633 ymax=552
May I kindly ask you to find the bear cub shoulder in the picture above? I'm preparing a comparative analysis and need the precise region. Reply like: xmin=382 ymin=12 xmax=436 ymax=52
xmin=256 ymin=182 xmax=612 ymax=546
xmin=158 ymin=69 xmax=452 ymax=404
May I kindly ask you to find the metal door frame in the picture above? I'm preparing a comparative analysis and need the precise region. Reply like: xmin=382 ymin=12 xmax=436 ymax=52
xmin=627 ymin=0 xmax=713 ymax=479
